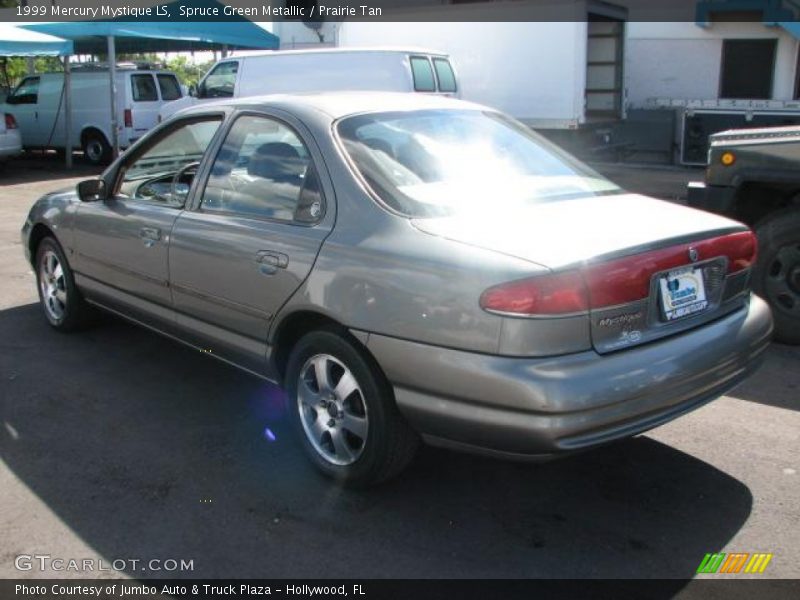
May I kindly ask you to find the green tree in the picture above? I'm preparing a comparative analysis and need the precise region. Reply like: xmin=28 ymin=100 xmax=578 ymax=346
xmin=0 ymin=56 xmax=63 ymax=91
xmin=165 ymin=55 xmax=214 ymax=87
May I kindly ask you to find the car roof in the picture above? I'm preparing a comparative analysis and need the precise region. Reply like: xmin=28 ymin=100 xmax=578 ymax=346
xmin=182 ymin=91 xmax=489 ymax=121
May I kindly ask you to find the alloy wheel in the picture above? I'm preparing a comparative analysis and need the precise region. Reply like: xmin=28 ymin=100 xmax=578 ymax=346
xmin=39 ymin=249 xmax=67 ymax=322
xmin=296 ymin=353 xmax=369 ymax=466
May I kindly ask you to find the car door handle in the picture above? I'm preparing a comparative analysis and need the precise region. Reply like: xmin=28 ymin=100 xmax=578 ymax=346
xmin=255 ymin=250 xmax=288 ymax=274
xmin=139 ymin=227 xmax=161 ymax=247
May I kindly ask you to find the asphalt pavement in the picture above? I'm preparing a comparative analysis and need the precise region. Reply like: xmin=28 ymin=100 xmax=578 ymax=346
xmin=0 ymin=155 xmax=797 ymax=584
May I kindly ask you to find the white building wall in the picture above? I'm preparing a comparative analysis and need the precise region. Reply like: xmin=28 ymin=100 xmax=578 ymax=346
xmin=625 ymin=21 xmax=800 ymax=107
xmin=337 ymin=21 xmax=588 ymax=127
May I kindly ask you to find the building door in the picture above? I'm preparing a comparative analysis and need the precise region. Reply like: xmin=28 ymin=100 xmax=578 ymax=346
xmin=586 ymin=19 xmax=624 ymax=121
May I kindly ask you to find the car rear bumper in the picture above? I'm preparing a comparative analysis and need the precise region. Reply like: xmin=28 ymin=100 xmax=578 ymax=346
xmin=366 ymin=294 xmax=773 ymax=459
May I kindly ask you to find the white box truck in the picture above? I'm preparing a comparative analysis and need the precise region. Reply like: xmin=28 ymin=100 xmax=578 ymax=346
xmin=2 ymin=65 xmax=183 ymax=164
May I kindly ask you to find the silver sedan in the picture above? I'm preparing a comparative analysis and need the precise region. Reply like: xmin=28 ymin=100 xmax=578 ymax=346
xmin=21 ymin=93 xmax=773 ymax=486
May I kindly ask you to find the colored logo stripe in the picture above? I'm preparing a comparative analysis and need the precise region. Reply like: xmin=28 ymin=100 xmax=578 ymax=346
xmin=745 ymin=554 xmax=773 ymax=574
xmin=697 ymin=553 xmax=726 ymax=574
xmin=696 ymin=552 xmax=773 ymax=574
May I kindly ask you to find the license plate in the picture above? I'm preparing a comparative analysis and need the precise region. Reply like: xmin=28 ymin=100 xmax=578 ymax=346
xmin=659 ymin=266 xmax=708 ymax=321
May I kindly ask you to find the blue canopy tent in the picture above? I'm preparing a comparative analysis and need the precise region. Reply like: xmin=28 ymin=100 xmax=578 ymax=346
xmin=0 ymin=24 xmax=74 ymax=57
xmin=23 ymin=0 xmax=279 ymax=159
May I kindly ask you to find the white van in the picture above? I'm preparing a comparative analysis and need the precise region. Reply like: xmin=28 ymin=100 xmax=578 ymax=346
xmin=159 ymin=48 xmax=458 ymax=121
xmin=2 ymin=66 xmax=183 ymax=164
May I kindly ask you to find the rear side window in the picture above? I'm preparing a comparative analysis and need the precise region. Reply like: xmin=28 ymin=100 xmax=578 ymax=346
xmin=433 ymin=58 xmax=457 ymax=93
xmin=201 ymin=115 xmax=324 ymax=224
xmin=157 ymin=74 xmax=182 ymax=101
xmin=131 ymin=74 xmax=158 ymax=102
xmin=8 ymin=76 xmax=39 ymax=104
xmin=410 ymin=57 xmax=436 ymax=92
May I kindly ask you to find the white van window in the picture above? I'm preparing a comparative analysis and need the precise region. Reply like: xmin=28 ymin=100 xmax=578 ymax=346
xmin=131 ymin=74 xmax=158 ymax=102
xmin=8 ymin=76 xmax=40 ymax=105
xmin=157 ymin=74 xmax=182 ymax=101
xmin=410 ymin=57 xmax=435 ymax=92
xmin=200 ymin=61 xmax=238 ymax=98
xmin=202 ymin=115 xmax=324 ymax=224
xmin=433 ymin=58 xmax=457 ymax=93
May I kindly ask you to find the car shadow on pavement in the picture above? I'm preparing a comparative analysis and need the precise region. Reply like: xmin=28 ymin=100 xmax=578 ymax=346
xmin=725 ymin=343 xmax=800 ymax=412
xmin=0 ymin=303 xmax=754 ymax=586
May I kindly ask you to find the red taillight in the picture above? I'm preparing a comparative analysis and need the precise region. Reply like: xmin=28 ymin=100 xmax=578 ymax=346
xmin=480 ymin=270 xmax=589 ymax=316
xmin=710 ymin=230 xmax=757 ymax=273
xmin=124 ymin=109 xmax=133 ymax=128
xmin=4 ymin=113 xmax=17 ymax=129
xmin=480 ymin=231 xmax=757 ymax=316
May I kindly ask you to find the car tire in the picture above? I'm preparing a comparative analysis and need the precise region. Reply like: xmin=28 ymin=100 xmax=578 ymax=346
xmin=753 ymin=207 xmax=800 ymax=344
xmin=81 ymin=131 xmax=111 ymax=165
xmin=285 ymin=328 xmax=420 ymax=487
xmin=35 ymin=236 xmax=93 ymax=332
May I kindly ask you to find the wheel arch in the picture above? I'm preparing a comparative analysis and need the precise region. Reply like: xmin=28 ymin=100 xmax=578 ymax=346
xmin=79 ymin=126 xmax=110 ymax=147
xmin=269 ymin=309 xmax=368 ymax=386
xmin=732 ymin=180 xmax=800 ymax=227
xmin=28 ymin=222 xmax=56 ymax=266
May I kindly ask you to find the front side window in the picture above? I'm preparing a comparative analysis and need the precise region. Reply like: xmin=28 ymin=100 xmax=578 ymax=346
xmin=200 ymin=61 xmax=239 ymax=98
xmin=117 ymin=117 xmax=222 ymax=206
xmin=8 ymin=76 xmax=40 ymax=104
xmin=337 ymin=109 xmax=620 ymax=218
xmin=201 ymin=115 xmax=324 ymax=223
xmin=410 ymin=57 xmax=436 ymax=92
xmin=157 ymin=74 xmax=182 ymax=101
xmin=131 ymin=74 xmax=158 ymax=102
xmin=433 ymin=58 xmax=457 ymax=93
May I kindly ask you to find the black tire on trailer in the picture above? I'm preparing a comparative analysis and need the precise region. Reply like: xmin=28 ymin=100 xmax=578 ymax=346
xmin=753 ymin=206 xmax=800 ymax=344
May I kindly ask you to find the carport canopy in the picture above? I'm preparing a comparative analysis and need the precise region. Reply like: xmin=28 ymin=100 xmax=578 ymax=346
xmin=0 ymin=24 xmax=74 ymax=56
xmin=22 ymin=0 xmax=280 ymax=54
xmin=20 ymin=0 xmax=280 ymax=163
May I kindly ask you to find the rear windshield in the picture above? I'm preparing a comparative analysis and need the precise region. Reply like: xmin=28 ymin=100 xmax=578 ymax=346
xmin=157 ymin=74 xmax=182 ymax=101
xmin=131 ymin=74 xmax=158 ymax=102
xmin=337 ymin=110 xmax=621 ymax=218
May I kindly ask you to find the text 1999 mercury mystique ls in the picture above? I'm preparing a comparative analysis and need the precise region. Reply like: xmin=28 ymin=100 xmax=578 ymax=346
xmin=21 ymin=93 xmax=773 ymax=486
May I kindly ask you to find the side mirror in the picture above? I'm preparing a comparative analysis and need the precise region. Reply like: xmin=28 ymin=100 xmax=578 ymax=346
xmin=77 ymin=178 xmax=107 ymax=202
xmin=188 ymin=84 xmax=198 ymax=98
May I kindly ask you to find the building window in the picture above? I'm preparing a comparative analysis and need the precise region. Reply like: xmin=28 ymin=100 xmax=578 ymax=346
xmin=720 ymin=39 xmax=776 ymax=99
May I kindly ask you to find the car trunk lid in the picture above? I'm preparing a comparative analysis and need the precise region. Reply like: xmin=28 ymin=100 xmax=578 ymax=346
xmin=412 ymin=193 xmax=756 ymax=353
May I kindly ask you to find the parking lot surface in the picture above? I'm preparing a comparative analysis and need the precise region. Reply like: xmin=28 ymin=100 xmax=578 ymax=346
xmin=1 ymin=157 xmax=798 ymax=583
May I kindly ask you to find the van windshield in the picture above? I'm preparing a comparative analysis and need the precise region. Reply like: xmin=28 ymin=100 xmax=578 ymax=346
xmin=337 ymin=110 xmax=621 ymax=218
xmin=200 ymin=61 xmax=238 ymax=98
